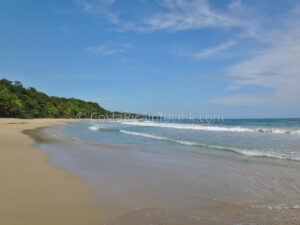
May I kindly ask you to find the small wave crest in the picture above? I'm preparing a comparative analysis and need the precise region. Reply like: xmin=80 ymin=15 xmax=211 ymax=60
xmin=121 ymin=121 xmax=300 ymax=135
xmin=121 ymin=121 xmax=253 ymax=132
xmin=251 ymin=204 xmax=300 ymax=210
xmin=120 ymin=130 xmax=199 ymax=146
xmin=89 ymin=125 xmax=120 ymax=132
xmin=119 ymin=130 xmax=300 ymax=161
xmin=255 ymin=128 xmax=300 ymax=134
xmin=88 ymin=126 xmax=100 ymax=131
xmin=120 ymin=130 xmax=169 ymax=140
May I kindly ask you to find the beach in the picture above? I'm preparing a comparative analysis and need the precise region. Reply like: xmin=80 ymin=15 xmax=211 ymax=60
xmin=2 ymin=118 xmax=300 ymax=225
xmin=1 ymin=0 xmax=299 ymax=223
xmin=27 ymin=119 xmax=300 ymax=224
xmin=0 ymin=118 xmax=100 ymax=225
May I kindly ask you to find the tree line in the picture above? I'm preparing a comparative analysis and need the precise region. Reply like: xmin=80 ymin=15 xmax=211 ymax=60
xmin=0 ymin=78 xmax=110 ymax=118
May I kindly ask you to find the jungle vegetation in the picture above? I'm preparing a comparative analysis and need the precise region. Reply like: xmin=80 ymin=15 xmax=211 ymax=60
xmin=0 ymin=78 xmax=154 ymax=119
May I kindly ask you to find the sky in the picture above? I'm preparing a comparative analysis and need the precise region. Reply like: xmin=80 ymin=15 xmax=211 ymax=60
xmin=1 ymin=0 xmax=300 ymax=118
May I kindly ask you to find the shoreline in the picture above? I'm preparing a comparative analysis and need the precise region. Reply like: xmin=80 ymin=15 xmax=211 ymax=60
xmin=2 ymin=118 xmax=300 ymax=224
xmin=37 ymin=120 xmax=300 ymax=224
xmin=0 ymin=118 xmax=101 ymax=225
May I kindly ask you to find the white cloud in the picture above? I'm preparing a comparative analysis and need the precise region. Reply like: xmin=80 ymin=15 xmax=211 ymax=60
xmin=120 ymin=0 xmax=245 ymax=32
xmin=190 ymin=40 xmax=236 ymax=59
xmin=75 ymin=0 xmax=119 ymax=24
xmin=228 ymin=0 xmax=242 ymax=10
xmin=75 ymin=0 xmax=258 ymax=34
xmin=85 ymin=45 xmax=122 ymax=55
xmin=85 ymin=42 xmax=133 ymax=55
xmin=211 ymin=9 xmax=300 ymax=107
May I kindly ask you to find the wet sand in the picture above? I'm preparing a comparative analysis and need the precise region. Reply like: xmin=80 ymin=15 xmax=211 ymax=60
xmin=0 ymin=118 xmax=100 ymax=225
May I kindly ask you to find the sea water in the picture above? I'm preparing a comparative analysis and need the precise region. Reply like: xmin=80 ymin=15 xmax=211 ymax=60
xmin=64 ymin=118 xmax=300 ymax=161
xmin=31 ymin=118 xmax=300 ymax=224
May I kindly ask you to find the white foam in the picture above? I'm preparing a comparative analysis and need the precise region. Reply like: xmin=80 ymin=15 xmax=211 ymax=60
xmin=119 ymin=129 xmax=300 ymax=161
xmin=120 ymin=130 xmax=200 ymax=146
xmin=255 ymin=127 xmax=300 ymax=134
xmin=120 ymin=121 xmax=300 ymax=135
xmin=235 ymin=149 xmax=300 ymax=161
xmin=174 ymin=140 xmax=199 ymax=146
xmin=121 ymin=121 xmax=253 ymax=132
xmin=252 ymin=204 xmax=300 ymax=210
xmin=120 ymin=130 xmax=169 ymax=140
xmin=292 ymin=130 xmax=300 ymax=134
xmin=88 ymin=126 xmax=100 ymax=131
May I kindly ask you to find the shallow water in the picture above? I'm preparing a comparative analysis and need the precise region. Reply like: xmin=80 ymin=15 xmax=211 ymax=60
xmin=74 ymin=119 xmax=300 ymax=161
xmin=26 ymin=119 xmax=300 ymax=224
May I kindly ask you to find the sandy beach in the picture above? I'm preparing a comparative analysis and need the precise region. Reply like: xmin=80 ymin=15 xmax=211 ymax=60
xmin=1 ymin=118 xmax=300 ymax=225
xmin=0 ymin=118 xmax=100 ymax=225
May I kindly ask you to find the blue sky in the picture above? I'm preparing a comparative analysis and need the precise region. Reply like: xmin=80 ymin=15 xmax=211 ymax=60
xmin=1 ymin=0 xmax=300 ymax=118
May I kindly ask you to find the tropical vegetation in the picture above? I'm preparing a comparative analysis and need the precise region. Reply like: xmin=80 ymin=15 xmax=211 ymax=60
xmin=0 ymin=78 xmax=149 ymax=119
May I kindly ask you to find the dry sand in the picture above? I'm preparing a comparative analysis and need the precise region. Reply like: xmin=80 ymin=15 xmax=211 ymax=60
xmin=0 ymin=118 xmax=101 ymax=225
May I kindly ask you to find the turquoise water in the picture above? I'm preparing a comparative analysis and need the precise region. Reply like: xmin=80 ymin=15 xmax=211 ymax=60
xmin=60 ymin=118 xmax=300 ymax=162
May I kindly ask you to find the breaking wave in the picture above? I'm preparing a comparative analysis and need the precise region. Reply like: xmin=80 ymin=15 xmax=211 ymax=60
xmin=119 ymin=130 xmax=300 ymax=161
xmin=88 ymin=126 xmax=100 ymax=131
xmin=120 ymin=121 xmax=300 ymax=135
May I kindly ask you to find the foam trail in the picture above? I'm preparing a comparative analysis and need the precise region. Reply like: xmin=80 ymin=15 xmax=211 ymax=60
xmin=120 ymin=130 xmax=169 ymax=140
xmin=255 ymin=128 xmax=300 ymax=134
xmin=121 ymin=121 xmax=255 ymax=132
xmin=120 ymin=130 xmax=199 ymax=145
xmin=121 ymin=121 xmax=300 ymax=135
xmin=120 ymin=130 xmax=300 ymax=161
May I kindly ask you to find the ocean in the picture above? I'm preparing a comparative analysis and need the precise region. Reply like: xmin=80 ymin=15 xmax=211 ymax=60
xmin=30 ymin=118 xmax=300 ymax=224
xmin=70 ymin=118 xmax=300 ymax=161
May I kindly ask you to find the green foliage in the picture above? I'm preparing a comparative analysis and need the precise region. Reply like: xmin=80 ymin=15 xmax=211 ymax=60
xmin=0 ymin=79 xmax=110 ymax=118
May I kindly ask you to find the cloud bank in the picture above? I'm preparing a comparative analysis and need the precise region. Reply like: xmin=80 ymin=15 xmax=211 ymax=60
xmin=212 ymin=8 xmax=300 ymax=107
